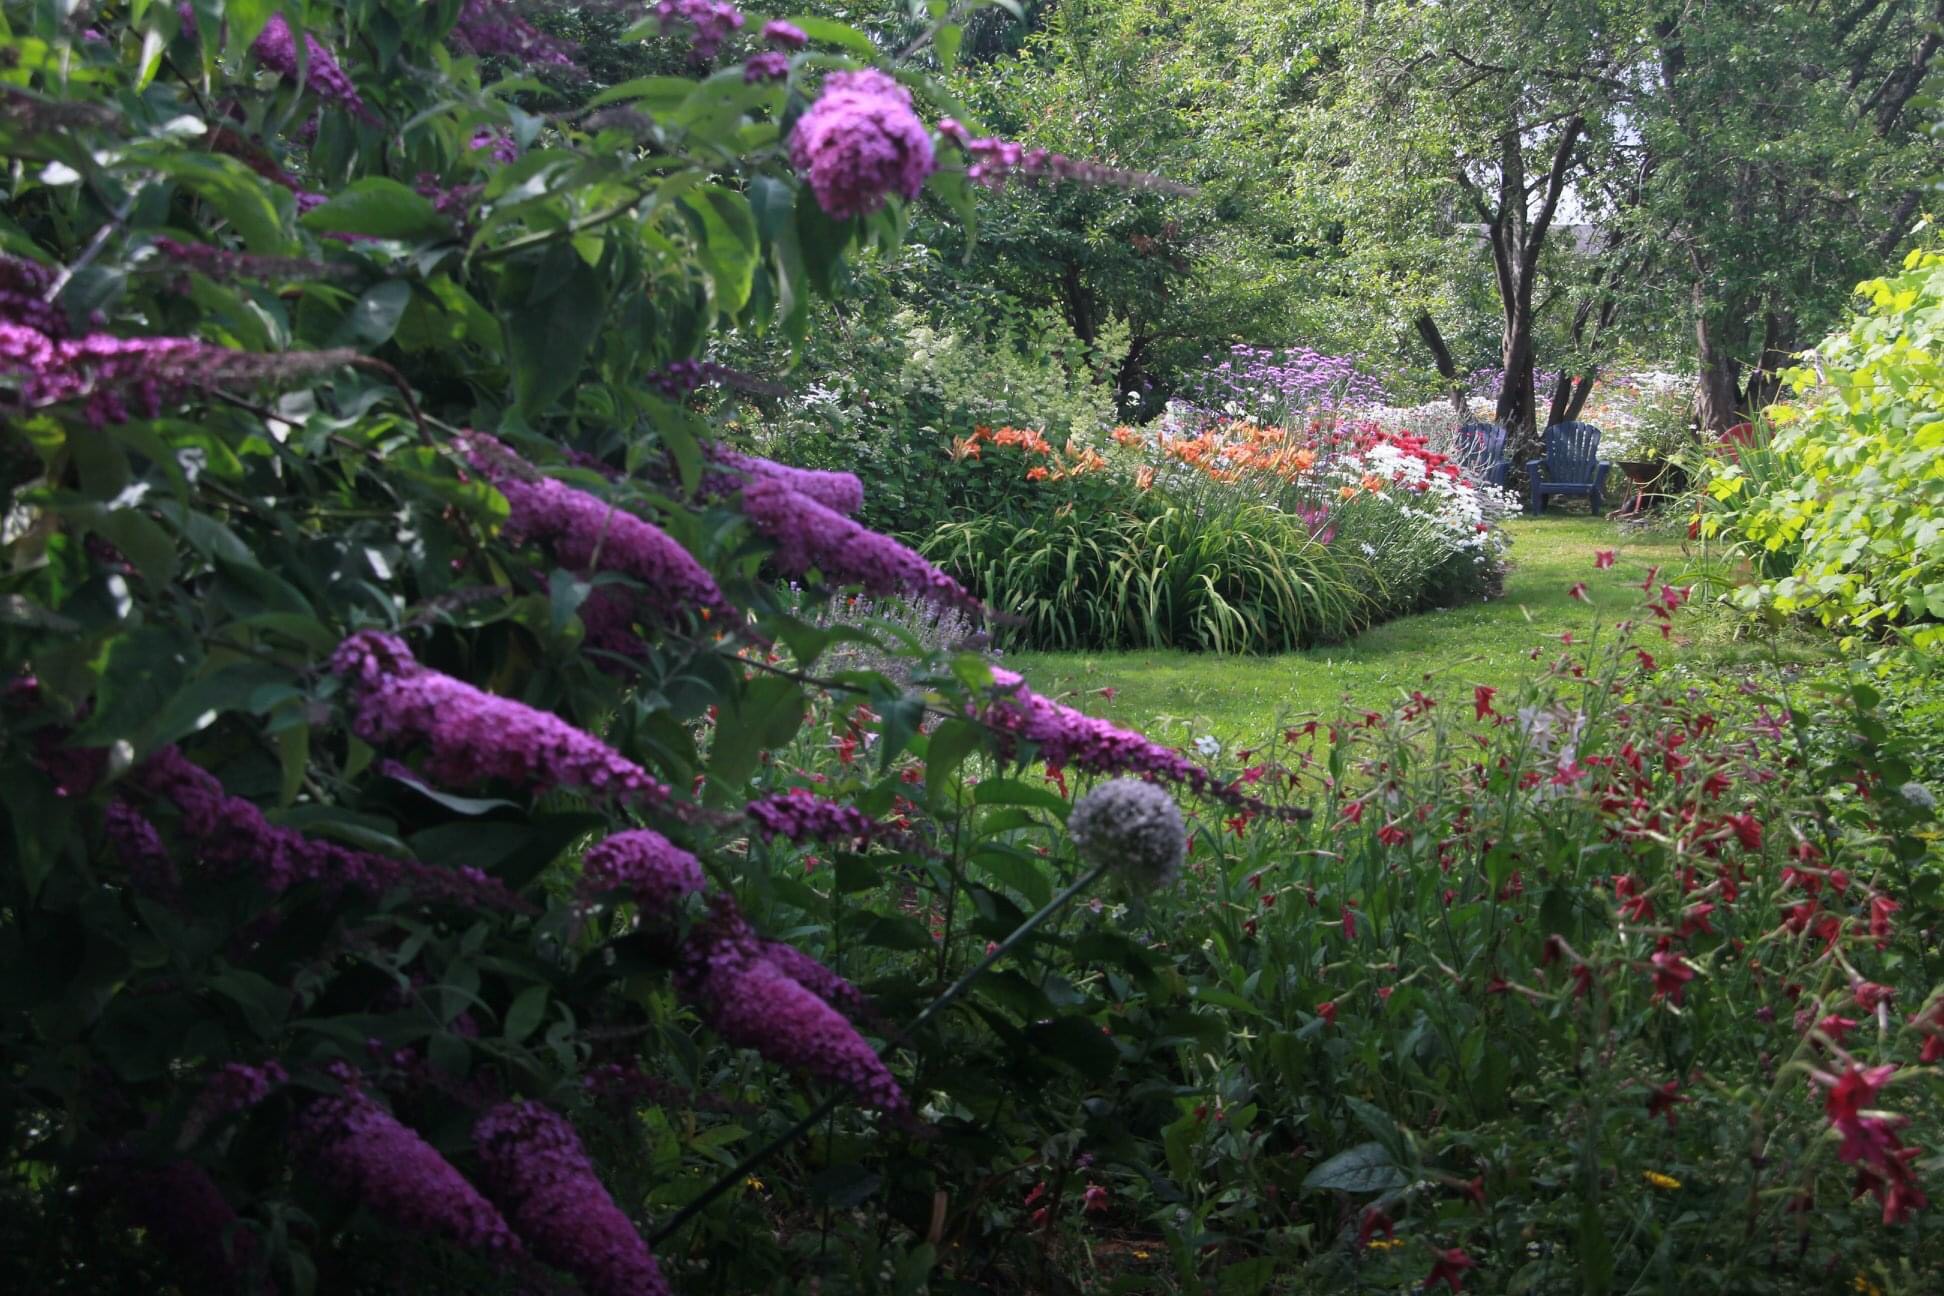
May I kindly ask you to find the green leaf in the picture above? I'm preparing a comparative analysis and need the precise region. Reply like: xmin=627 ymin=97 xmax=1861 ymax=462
xmin=1022 ymin=1015 xmax=1119 ymax=1080
xmin=707 ymin=676 xmax=806 ymax=799
xmin=784 ymin=15 xmax=879 ymax=59
xmin=503 ymin=984 xmax=549 ymax=1043
xmin=387 ymin=768 xmax=521 ymax=816
xmin=330 ymin=280 xmax=413 ymax=349
xmin=505 ymin=251 xmax=608 ymax=417
xmin=682 ymin=187 xmax=758 ymax=318
xmin=1301 ymin=1141 xmax=1406 ymax=1194
xmin=935 ymin=23 xmax=963 ymax=74
xmin=301 ymin=178 xmax=451 ymax=241
xmin=972 ymin=777 xmax=1069 ymax=819
xmin=1218 ymin=1257 xmax=1276 ymax=1296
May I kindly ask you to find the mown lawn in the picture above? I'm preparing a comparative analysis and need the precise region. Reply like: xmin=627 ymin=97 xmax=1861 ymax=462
xmin=1009 ymin=513 xmax=1820 ymax=743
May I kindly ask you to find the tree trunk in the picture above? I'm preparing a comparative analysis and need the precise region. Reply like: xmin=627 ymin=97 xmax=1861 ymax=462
xmin=1496 ymin=311 xmax=1539 ymax=452
xmin=1693 ymin=289 xmax=1743 ymax=433
xmin=1412 ymin=311 xmax=1470 ymax=417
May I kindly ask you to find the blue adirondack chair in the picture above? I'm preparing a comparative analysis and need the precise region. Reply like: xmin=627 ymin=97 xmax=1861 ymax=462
xmin=1453 ymin=421 xmax=1509 ymax=489
xmin=1526 ymin=421 xmax=1612 ymax=514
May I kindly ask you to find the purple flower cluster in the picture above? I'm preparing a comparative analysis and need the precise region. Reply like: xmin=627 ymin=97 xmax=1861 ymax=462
xmin=1192 ymin=343 xmax=1388 ymax=413
xmin=182 ymin=1061 xmax=289 ymax=1145
xmin=110 ymin=1158 xmax=259 ymax=1284
xmin=149 ymin=237 xmax=338 ymax=283
xmin=655 ymin=0 xmax=745 ymax=62
xmin=756 ymin=937 xmax=871 ymax=1020
xmin=706 ymin=443 xmax=865 ymax=516
xmin=470 ymin=128 xmax=520 ymax=164
xmin=1466 ymin=365 xmax=1562 ymax=401
xmin=472 ymin=1100 xmax=671 ymax=1296
xmin=741 ymin=477 xmax=982 ymax=614
xmin=579 ymin=828 xmax=705 ymax=914
xmin=743 ymin=50 xmax=790 ymax=83
xmin=104 ymin=800 xmax=177 ymax=897
xmin=459 ymin=431 xmax=736 ymax=629
xmin=449 ymin=0 xmax=581 ymax=70
xmin=646 ymin=357 xmax=731 ymax=397
xmin=980 ymin=667 xmax=1268 ymax=811
xmin=761 ymin=20 xmax=808 ymax=49
xmin=249 ymin=14 xmax=375 ymax=122
xmin=295 ymin=1087 xmax=522 ymax=1254
xmin=130 ymin=744 xmax=532 ymax=909
xmin=789 ymin=69 xmax=936 ymax=219
xmin=330 ymin=630 xmax=676 ymax=810
xmin=676 ymin=901 xmax=907 ymax=1114
xmin=2 ymin=261 xmax=358 ymax=425
xmin=745 ymin=789 xmax=881 ymax=844
xmin=937 ymin=120 xmax=1195 ymax=196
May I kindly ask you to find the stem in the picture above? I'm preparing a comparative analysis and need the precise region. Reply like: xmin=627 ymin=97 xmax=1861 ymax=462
xmin=648 ymin=859 xmax=1112 ymax=1246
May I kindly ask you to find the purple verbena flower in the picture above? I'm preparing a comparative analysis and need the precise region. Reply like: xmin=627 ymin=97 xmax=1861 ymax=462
xmin=743 ymin=50 xmax=790 ymax=82
xmin=448 ymin=0 xmax=581 ymax=70
xmin=459 ymin=431 xmax=737 ymax=629
xmin=761 ymin=19 xmax=808 ymax=49
xmin=706 ymin=443 xmax=864 ymax=516
xmin=579 ymin=828 xmax=705 ymax=914
xmin=472 ymin=1101 xmax=671 ymax=1296
xmin=676 ymin=900 xmax=907 ymax=1114
xmin=788 ymin=69 xmax=936 ymax=219
xmin=329 ymin=631 xmax=676 ymax=810
xmin=745 ymin=789 xmax=880 ymax=843
xmin=655 ymin=0 xmax=745 ymax=62
xmin=741 ymin=477 xmax=980 ymax=614
xmin=295 ymin=1087 xmax=522 ymax=1254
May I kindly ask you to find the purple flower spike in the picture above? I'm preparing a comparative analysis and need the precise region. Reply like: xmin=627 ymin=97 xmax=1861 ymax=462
xmin=472 ymin=1101 xmax=671 ymax=1296
xmin=110 ymin=1158 xmax=260 ymax=1285
xmin=329 ymin=631 xmax=676 ymax=811
xmin=758 ymin=938 xmax=871 ymax=1019
xmin=741 ymin=478 xmax=981 ymax=615
xmin=706 ymin=443 xmax=864 ymax=516
xmin=788 ymin=69 xmax=936 ymax=219
xmin=655 ymin=0 xmax=745 ymax=62
xmin=745 ymin=789 xmax=881 ymax=843
xmin=460 ymin=432 xmax=737 ymax=630
xmin=131 ymin=744 xmax=532 ymax=910
xmin=449 ymin=0 xmax=581 ymax=69
xmin=579 ymin=829 xmax=706 ymax=914
xmin=677 ymin=903 xmax=907 ymax=1115
xmin=249 ymin=14 xmax=376 ymax=122
xmin=295 ymin=1088 xmax=523 ymax=1254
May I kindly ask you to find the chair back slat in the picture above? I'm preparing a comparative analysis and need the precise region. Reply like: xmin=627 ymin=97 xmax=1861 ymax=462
xmin=1455 ymin=421 xmax=1506 ymax=477
xmin=1543 ymin=422 xmax=1602 ymax=482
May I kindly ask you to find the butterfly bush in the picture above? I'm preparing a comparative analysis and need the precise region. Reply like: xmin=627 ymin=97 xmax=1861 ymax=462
xmin=789 ymin=69 xmax=936 ymax=219
xmin=743 ymin=477 xmax=982 ymax=613
xmin=449 ymin=0 xmax=581 ymax=69
xmin=656 ymin=0 xmax=745 ymax=62
xmin=706 ymin=443 xmax=866 ymax=515
xmin=472 ymin=1101 xmax=671 ymax=1296
xmin=329 ymin=630 xmax=675 ymax=809
xmin=247 ymin=13 xmax=375 ymax=122
xmin=296 ymin=1084 xmax=524 ymax=1254
xmin=107 ymin=1158 xmax=260 ymax=1284
xmin=937 ymin=120 xmax=1195 ymax=195
xmin=745 ymin=788 xmax=883 ymax=843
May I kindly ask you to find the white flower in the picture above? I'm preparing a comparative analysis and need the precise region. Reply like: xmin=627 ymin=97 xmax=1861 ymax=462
xmin=1068 ymin=779 xmax=1188 ymax=895
xmin=1193 ymin=734 xmax=1222 ymax=759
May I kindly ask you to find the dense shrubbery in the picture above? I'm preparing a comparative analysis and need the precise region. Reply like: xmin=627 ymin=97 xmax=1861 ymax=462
xmin=1702 ymin=248 xmax=1944 ymax=652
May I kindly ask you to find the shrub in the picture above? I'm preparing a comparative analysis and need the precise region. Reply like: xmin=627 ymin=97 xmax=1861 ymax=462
xmin=1702 ymin=248 xmax=1944 ymax=650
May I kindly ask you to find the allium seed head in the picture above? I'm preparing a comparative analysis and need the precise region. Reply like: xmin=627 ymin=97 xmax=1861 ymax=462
xmin=1066 ymin=778 xmax=1186 ymax=893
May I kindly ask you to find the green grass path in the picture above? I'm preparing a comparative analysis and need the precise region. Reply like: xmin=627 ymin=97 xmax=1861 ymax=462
xmin=1010 ymin=515 xmax=1771 ymax=743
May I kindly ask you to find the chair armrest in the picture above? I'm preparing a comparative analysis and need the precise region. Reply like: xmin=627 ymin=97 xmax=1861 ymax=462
xmin=1524 ymin=459 xmax=1544 ymax=479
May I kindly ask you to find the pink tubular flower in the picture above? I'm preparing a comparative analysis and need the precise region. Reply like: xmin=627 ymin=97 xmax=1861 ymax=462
xmin=706 ymin=443 xmax=865 ymax=515
xmin=330 ymin=630 xmax=674 ymax=810
xmin=1595 ymin=549 xmax=1616 ymax=569
xmin=460 ymin=432 xmax=737 ymax=628
xmin=788 ymin=69 xmax=936 ymax=218
xmin=131 ymin=744 xmax=530 ymax=910
xmin=1817 ymin=1063 xmax=1929 ymax=1224
xmin=472 ymin=1101 xmax=669 ymax=1296
xmin=677 ymin=901 xmax=907 ymax=1114
xmin=1648 ymin=948 xmax=1694 ymax=1004
xmin=296 ymin=1087 xmax=522 ymax=1254
xmin=761 ymin=19 xmax=808 ymax=48
xmin=249 ymin=14 xmax=375 ymax=121
xmin=741 ymin=477 xmax=981 ymax=614
xmin=745 ymin=789 xmax=881 ymax=843
xmin=1426 ymin=1246 xmax=1478 ymax=1292
xmin=949 ymin=134 xmax=1195 ymax=196
xmin=579 ymin=829 xmax=705 ymax=914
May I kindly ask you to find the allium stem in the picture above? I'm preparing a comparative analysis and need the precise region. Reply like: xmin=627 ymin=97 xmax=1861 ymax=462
xmin=649 ymin=859 xmax=1110 ymax=1245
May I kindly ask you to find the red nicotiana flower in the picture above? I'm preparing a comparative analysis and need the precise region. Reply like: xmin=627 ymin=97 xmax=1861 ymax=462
xmin=1648 ymin=948 xmax=1695 ymax=1005
xmin=1082 ymin=1183 xmax=1109 ymax=1214
xmin=1815 ymin=1014 xmax=1861 ymax=1044
xmin=1356 ymin=1204 xmax=1394 ymax=1247
xmin=1854 ymin=981 xmax=1897 ymax=1012
xmin=1870 ymin=895 xmax=1900 ymax=943
xmin=1425 ymin=1246 xmax=1477 ymax=1292
xmin=1342 ymin=904 xmax=1358 ymax=940
xmin=1568 ymin=582 xmax=1589 ymax=602
xmin=1316 ymin=1001 xmax=1337 ymax=1026
xmin=1594 ymin=549 xmax=1616 ymax=569
xmin=1473 ymin=685 xmax=1497 ymax=720
xmin=1646 ymin=1079 xmax=1689 ymax=1129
